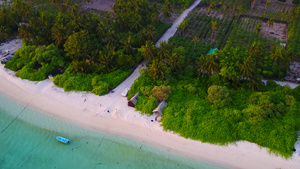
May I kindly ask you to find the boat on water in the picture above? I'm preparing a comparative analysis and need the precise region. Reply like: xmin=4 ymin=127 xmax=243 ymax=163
xmin=56 ymin=136 xmax=70 ymax=144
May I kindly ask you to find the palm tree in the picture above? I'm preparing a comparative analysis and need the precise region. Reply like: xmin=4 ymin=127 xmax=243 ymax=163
xmin=63 ymin=0 xmax=71 ymax=9
xmin=145 ymin=25 xmax=155 ymax=41
xmin=139 ymin=40 xmax=155 ymax=60
xmin=166 ymin=46 xmax=184 ymax=72
xmin=240 ymin=57 xmax=255 ymax=80
xmin=105 ymin=30 xmax=117 ymax=46
xmin=254 ymin=23 xmax=261 ymax=38
xmin=270 ymin=46 xmax=291 ymax=74
xmin=208 ymin=2 xmax=215 ymax=11
xmin=51 ymin=23 xmax=65 ymax=46
xmin=197 ymin=54 xmax=219 ymax=75
xmin=281 ymin=7 xmax=286 ymax=21
xmin=0 ymin=26 xmax=8 ymax=42
xmin=97 ymin=22 xmax=106 ymax=38
xmin=163 ymin=0 xmax=172 ymax=18
xmin=157 ymin=41 xmax=169 ymax=60
xmin=50 ymin=0 xmax=60 ymax=6
xmin=197 ymin=55 xmax=207 ymax=76
xmin=249 ymin=41 xmax=264 ymax=65
xmin=265 ymin=1 xmax=271 ymax=16
xmin=99 ymin=44 xmax=116 ymax=72
xmin=131 ymin=15 xmax=141 ymax=31
xmin=177 ymin=20 xmax=187 ymax=36
xmin=290 ymin=9 xmax=296 ymax=22
xmin=247 ymin=79 xmax=259 ymax=91
xmin=0 ymin=6 xmax=8 ymax=24
xmin=191 ymin=36 xmax=199 ymax=51
xmin=211 ymin=21 xmax=218 ymax=40
xmin=270 ymin=46 xmax=285 ymax=69
xmin=237 ymin=6 xmax=244 ymax=16
xmin=266 ymin=18 xmax=274 ymax=33
xmin=148 ymin=59 xmax=167 ymax=82
xmin=150 ymin=13 xmax=158 ymax=26
xmin=206 ymin=54 xmax=219 ymax=74
xmin=18 ymin=24 xmax=30 ymax=41
xmin=121 ymin=33 xmax=134 ymax=55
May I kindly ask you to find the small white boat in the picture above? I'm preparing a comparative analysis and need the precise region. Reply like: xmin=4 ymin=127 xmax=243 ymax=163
xmin=56 ymin=136 xmax=70 ymax=144
xmin=121 ymin=88 xmax=130 ymax=97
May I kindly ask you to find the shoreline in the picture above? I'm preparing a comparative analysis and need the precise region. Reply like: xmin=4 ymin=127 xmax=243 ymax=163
xmin=0 ymin=65 xmax=299 ymax=169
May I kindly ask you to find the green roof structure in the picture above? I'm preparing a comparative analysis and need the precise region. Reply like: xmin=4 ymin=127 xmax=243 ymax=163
xmin=207 ymin=48 xmax=219 ymax=55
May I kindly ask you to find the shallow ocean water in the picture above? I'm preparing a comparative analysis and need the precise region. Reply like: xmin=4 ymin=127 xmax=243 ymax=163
xmin=0 ymin=94 xmax=229 ymax=169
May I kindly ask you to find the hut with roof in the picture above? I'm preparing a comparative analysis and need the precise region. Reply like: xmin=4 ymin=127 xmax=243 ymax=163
xmin=152 ymin=101 xmax=167 ymax=121
xmin=128 ymin=93 xmax=140 ymax=107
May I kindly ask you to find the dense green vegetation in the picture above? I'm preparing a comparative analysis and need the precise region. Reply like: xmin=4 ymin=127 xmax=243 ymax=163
xmin=181 ymin=12 xmax=234 ymax=49
xmin=129 ymin=41 xmax=300 ymax=157
xmin=2 ymin=0 xmax=171 ymax=94
xmin=287 ymin=6 xmax=300 ymax=60
xmin=5 ymin=44 xmax=64 ymax=81
xmin=202 ymin=0 xmax=251 ymax=12
xmin=128 ymin=1 xmax=300 ymax=158
xmin=293 ymin=0 xmax=299 ymax=4
xmin=169 ymin=0 xmax=195 ymax=8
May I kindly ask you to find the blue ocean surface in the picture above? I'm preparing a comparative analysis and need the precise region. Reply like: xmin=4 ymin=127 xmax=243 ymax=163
xmin=0 ymin=94 xmax=229 ymax=169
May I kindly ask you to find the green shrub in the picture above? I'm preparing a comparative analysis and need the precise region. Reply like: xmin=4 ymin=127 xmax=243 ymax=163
xmin=92 ymin=83 xmax=109 ymax=95
xmin=207 ymin=85 xmax=231 ymax=108
xmin=151 ymin=85 xmax=171 ymax=101
xmin=5 ymin=44 xmax=65 ymax=81
xmin=54 ymin=66 xmax=132 ymax=95
xmin=136 ymin=95 xmax=158 ymax=115
xmin=130 ymin=71 xmax=300 ymax=157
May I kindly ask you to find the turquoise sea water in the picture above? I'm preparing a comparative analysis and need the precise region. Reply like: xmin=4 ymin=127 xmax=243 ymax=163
xmin=0 ymin=94 xmax=229 ymax=169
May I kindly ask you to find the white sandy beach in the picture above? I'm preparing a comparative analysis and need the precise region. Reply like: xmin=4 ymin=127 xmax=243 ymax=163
xmin=0 ymin=61 xmax=300 ymax=169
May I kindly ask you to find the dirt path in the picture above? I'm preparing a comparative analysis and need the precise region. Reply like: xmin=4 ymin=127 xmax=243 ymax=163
xmin=155 ymin=0 xmax=202 ymax=47
xmin=108 ymin=0 xmax=202 ymax=97
xmin=262 ymin=80 xmax=299 ymax=89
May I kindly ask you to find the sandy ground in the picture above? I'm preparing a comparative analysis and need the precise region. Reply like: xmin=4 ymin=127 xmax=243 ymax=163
xmin=0 ymin=39 xmax=22 ymax=55
xmin=81 ymin=0 xmax=114 ymax=12
xmin=261 ymin=22 xmax=287 ymax=41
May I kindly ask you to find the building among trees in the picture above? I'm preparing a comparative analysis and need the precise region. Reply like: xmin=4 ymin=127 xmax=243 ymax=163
xmin=128 ymin=93 xmax=140 ymax=107
xmin=152 ymin=101 xmax=167 ymax=121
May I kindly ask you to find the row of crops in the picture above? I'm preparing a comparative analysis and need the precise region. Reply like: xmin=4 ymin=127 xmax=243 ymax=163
xmin=245 ymin=3 xmax=293 ymax=22
xmin=182 ymin=8 xmax=234 ymax=49
xmin=201 ymin=0 xmax=250 ymax=9
xmin=176 ymin=3 xmax=291 ymax=52
xmin=182 ymin=0 xmax=298 ymax=61
xmin=287 ymin=6 xmax=300 ymax=59
xmin=238 ymin=17 xmax=261 ymax=32
xmin=227 ymin=21 xmax=281 ymax=48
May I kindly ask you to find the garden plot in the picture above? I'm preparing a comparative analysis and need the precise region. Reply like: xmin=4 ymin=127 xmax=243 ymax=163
xmin=176 ymin=8 xmax=234 ymax=48
xmin=238 ymin=17 xmax=261 ymax=32
xmin=247 ymin=2 xmax=294 ymax=21
xmin=197 ymin=7 xmax=225 ymax=19
xmin=261 ymin=22 xmax=287 ymax=41
xmin=228 ymin=19 xmax=281 ymax=48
